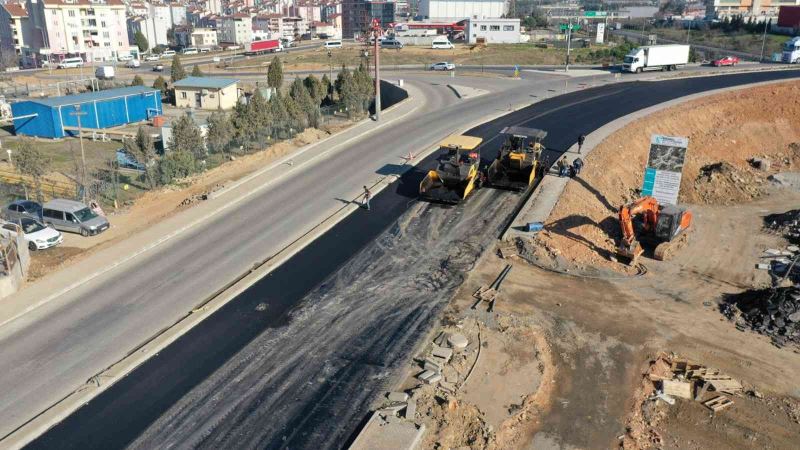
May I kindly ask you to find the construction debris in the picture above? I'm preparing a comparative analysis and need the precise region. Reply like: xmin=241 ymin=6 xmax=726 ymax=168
xmin=703 ymin=395 xmax=734 ymax=412
xmin=447 ymin=333 xmax=469 ymax=350
xmin=722 ymin=285 xmax=800 ymax=349
xmin=472 ymin=264 xmax=512 ymax=311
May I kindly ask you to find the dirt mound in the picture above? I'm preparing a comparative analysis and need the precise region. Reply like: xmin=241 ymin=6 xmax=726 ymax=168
xmin=538 ymin=81 xmax=800 ymax=272
xmin=689 ymin=161 xmax=767 ymax=205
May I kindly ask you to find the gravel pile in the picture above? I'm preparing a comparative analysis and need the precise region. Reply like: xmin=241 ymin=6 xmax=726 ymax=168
xmin=722 ymin=286 xmax=800 ymax=349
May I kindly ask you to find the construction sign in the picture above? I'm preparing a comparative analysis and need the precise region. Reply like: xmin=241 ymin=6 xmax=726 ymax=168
xmin=641 ymin=134 xmax=689 ymax=205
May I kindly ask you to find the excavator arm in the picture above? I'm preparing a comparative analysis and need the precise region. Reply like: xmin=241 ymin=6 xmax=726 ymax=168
xmin=617 ymin=196 xmax=660 ymax=264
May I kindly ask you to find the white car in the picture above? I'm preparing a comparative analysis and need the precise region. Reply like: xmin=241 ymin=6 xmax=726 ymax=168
xmin=125 ymin=59 xmax=141 ymax=68
xmin=1 ymin=217 xmax=63 ymax=251
xmin=430 ymin=61 xmax=455 ymax=71
xmin=144 ymin=54 xmax=160 ymax=61
xmin=117 ymin=54 xmax=134 ymax=62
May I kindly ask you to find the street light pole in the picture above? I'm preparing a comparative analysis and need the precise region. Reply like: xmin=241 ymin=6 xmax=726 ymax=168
xmin=371 ymin=18 xmax=381 ymax=121
xmin=565 ymin=17 xmax=573 ymax=71
xmin=70 ymin=105 xmax=88 ymax=202
xmin=760 ymin=13 xmax=768 ymax=62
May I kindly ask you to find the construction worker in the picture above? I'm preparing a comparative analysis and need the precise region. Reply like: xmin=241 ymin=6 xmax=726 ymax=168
xmin=577 ymin=134 xmax=586 ymax=153
xmin=572 ymin=157 xmax=584 ymax=176
xmin=363 ymin=186 xmax=371 ymax=211
xmin=558 ymin=156 xmax=569 ymax=177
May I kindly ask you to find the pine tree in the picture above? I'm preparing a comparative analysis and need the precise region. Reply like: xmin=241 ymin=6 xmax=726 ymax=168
xmin=267 ymin=56 xmax=283 ymax=89
xmin=320 ymin=73 xmax=332 ymax=102
xmin=171 ymin=55 xmax=186 ymax=82
xmin=152 ymin=75 xmax=167 ymax=94
xmin=131 ymin=75 xmax=144 ymax=86
xmin=269 ymin=93 xmax=290 ymax=138
xmin=283 ymin=93 xmax=307 ymax=132
xmin=206 ymin=111 xmax=233 ymax=155
xmin=248 ymin=89 xmax=272 ymax=138
xmin=303 ymin=74 xmax=325 ymax=105
xmin=191 ymin=65 xmax=203 ymax=77
xmin=169 ymin=113 xmax=205 ymax=160
xmin=231 ymin=100 xmax=256 ymax=147
xmin=134 ymin=31 xmax=149 ymax=53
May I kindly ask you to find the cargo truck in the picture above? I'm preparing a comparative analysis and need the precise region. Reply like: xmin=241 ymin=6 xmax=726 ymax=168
xmin=244 ymin=39 xmax=283 ymax=55
xmin=623 ymin=44 xmax=690 ymax=73
xmin=781 ymin=37 xmax=800 ymax=64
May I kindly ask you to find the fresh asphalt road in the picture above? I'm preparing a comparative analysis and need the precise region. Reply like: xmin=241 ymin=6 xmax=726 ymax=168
xmin=0 ymin=72 xmax=569 ymax=439
xmin=25 ymin=69 xmax=800 ymax=449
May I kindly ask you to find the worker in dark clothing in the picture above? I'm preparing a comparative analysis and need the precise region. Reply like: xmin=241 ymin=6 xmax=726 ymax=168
xmin=363 ymin=186 xmax=371 ymax=211
xmin=572 ymin=157 xmax=584 ymax=176
xmin=577 ymin=134 xmax=586 ymax=153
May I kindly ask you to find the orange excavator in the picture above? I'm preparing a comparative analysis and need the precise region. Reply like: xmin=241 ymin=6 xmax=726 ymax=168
xmin=617 ymin=196 xmax=693 ymax=264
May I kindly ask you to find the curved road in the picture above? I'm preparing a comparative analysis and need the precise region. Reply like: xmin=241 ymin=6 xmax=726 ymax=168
xmin=23 ymin=69 xmax=800 ymax=449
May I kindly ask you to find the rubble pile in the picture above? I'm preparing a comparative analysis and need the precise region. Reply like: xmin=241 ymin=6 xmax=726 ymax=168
xmin=764 ymin=209 xmax=800 ymax=245
xmin=692 ymin=161 xmax=766 ymax=205
xmin=722 ymin=286 xmax=800 ymax=349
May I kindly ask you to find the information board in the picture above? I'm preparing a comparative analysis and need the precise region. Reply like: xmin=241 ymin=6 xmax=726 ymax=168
xmin=641 ymin=135 xmax=689 ymax=205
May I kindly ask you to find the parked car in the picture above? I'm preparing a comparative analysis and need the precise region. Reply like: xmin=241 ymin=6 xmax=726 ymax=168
xmin=200 ymin=47 xmax=211 ymax=53
xmin=153 ymin=64 xmax=164 ymax=72
xmin=42 ymin=199 xmax=110 ymax=236
xmin=125 ymin=59 xmax=141 ymax=68
xmin=712 ymin=56 xmax=740 ymax=67
xmin=161 ymin=50 xmax=176 ymax=58
xmin=1 ymin=217 xmax=63 ymax=251
xmin=95 ymin=66 xmax=115 ymax=80
xmin=431 ymin=38 xmax=454 ymax=49
xmin=181 ymin=47 xmax=199 ymax=55
xmin=3 ymin=200 xmax=42 ymax=221
xmin=116 ymin=148 xmax=145 ymax=171
xmin=57 ymin=57 xmax=84 ymax=69
xmin=430 ymin=61 xmax=456 ymax=71
xmin=144 ymin=54 xmax=160 ymax=61
xmin=381 ymin=39 xmax=404 ymax=49
xmin=117 ymin=54 xmax=134 ymax=62
xmin=323 ymin=40 xmax=342 ymax=49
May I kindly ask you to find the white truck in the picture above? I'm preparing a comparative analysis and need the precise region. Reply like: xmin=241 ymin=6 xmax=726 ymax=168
xmin=781 ymin=37 xmax=800 ymax=64
xmin=94 ymin=66 xmax=115 ymax=80
xmin=623 ymin=44 xmax=690 ymax=73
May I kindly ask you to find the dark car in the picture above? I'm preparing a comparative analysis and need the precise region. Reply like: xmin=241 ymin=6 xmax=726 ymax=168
xmin=3 ymin=200 xmax=42 ymax=221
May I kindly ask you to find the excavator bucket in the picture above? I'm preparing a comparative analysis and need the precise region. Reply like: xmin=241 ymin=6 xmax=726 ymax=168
xmin=617 ymin=240 xmax=644 ymax=265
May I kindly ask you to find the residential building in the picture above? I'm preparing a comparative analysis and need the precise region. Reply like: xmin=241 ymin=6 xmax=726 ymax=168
xmin=25 ymin=0 xmax=133 ymax=64
xmin=253 ymin=13 xmax=282 ymax=34
xmin=149 ymin=3 xmax=172 ymax=46
xmin=207 ymin=0 xmax=222 ymax=15
xmin=465 ymin=17 xmax=520 ymax=44
xmin=342 ymin=0 xmax=395 ymax=38
xmin=127 ymin=15 xmax=158 ymax=52
xmin=293 ymin=1 xmax=321 ymax=23
xmin=191 ymin=27 xmax=218 ymax=47
xmin=0 ymin=3 xmax=34 ymax=65
xmin=419 ymin=0 xmax=506 ymax=20
xmin=173 ymin=76 xmax=239 ymax=110
xmin=170 ymin=4 xmax=186 ymax=26
xmin=282 ymin=16 xmax=307 ymax=38
xmin=128 ymin=2 xmax=149 ymax=17
xmin=218 ymin=13 xmax=252 ymax=44
xmin=311 ymin=20 xmax=339 ymax=38
xmin=707 ymin=0 xmax=798 ymax=18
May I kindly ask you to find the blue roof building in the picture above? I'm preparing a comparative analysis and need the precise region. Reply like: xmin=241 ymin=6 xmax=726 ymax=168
xmin=11 ymin=86 xmax=162 ymax=139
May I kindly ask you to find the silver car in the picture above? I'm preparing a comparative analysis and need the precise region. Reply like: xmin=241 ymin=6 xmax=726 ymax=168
xmin=42 ymin=199 xmax=110 ymax=236
xmin=3 ymin=200 xmax=42 ymax=222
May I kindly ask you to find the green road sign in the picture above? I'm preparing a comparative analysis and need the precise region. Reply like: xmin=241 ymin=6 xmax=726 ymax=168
xmin=559 ymin=24 xmax=581 ymax=31
xmin=584 ymin=11 xmax=608 ymax=17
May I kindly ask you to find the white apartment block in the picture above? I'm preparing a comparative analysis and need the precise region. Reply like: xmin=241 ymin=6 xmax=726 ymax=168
xmin=0 ymin=3 xmax=32 ymax=57
xmin=127 ymin=15 xmax=157 ymax=51
xmin=709 ymin=0 xmax=800 ymax=18
xmin=149 ymin=4 xmax=171 ymax=46
xmin=218 ymin=14 xmax=252 ymax=44
xmin=25 ymin=0 xmax=132 ymax=64
xmin=207 ymin=0 xmax=222 ymax=15
xmin=170 ymin=4 xmax=186 ymax=26
xmin=191 ymin=27 xmax=217 ymax=47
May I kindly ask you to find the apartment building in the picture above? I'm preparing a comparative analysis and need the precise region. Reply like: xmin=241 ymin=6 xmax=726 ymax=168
xmin=25 ymin=0 xmax=132 ymax=64
xmin=342 ymin=0 xmax=395 ymax=38
xmin=0 ymin=3 xmax=33 ymax=59
xmin=707 ymin=0 xmax=800 ymax=18
xmin=218 ymin=13 xmax=252 ymax=44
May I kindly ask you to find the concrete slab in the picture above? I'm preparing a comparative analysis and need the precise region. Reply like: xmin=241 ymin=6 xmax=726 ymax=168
xmin=387 ymin=392 xmax=409 ymax=403
xmin=348 ymin=411 xmax=426 ymax=450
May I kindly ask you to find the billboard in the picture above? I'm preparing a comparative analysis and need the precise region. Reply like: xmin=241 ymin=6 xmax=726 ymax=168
xmin=596 ymin=23 xmax=605 ymax=44
xmin=641 ymin=134 xmax=688 ymax=205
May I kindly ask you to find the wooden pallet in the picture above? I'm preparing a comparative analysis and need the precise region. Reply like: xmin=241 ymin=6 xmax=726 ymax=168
xmin=704 ymin=395 xmax=734 ymax=412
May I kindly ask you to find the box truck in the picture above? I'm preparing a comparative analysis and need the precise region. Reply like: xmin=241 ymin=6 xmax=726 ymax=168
xmin=781 ymin=37 xmax=800 ymax=64
xmin=94 ymin=66 xmax=115 ymax=80
xmin=623 ymin=44 xmax=690 ymax=73
xmin=244 ymin=39 xmax=283 ymax=55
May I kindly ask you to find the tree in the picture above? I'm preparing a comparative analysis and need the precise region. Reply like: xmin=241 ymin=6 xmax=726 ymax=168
xmin=124 ymin=127 xmax=157 ymax=189
xmin=206 ymin=111 xmax=233 ymax=155
xmin=14 ymin=139 xmax=51 ymax=202
xmin=267 ymin=56 xmax=283 ymax=89
xmin=320 ymin=73 xmax=332 ymax=102
xmin=158 ymin=150 xmax=196 ymax=185
xmin=191 ymin=64 xmax=203 ymax=77
xmin=303 ymin=74 xmax=325 ymax=105
xmin=134 ymin=31 xmax=149 ymax=53
xmin=353 ymin=63 xmax=374 ymax=113
xmin=269 ymin=93 xmax=291 ymax=138
xmin=283 ymin=93 xmax=307 ymax=132
xmin=152 ymin=75 xmax=167 ymax=95
xmin=170 ymin=54 xmax=186 ymax=82
xmin=170 ymin=113 xmax=206 ymax=160
xmin=131 ymin=75 xmax=144 ymax=86
xmin=291 ymin=78 xmax=319 ymax=128
xmin=248 ymin=89 xmax=272 ymax=131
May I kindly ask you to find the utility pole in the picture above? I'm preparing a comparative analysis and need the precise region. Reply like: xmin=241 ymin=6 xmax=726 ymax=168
xmin=760 ymin=12 xmax=768 ymax=62
xmin=371 ymin=18 xmax=381 ymax=121
xmin=565 ymin=17 xmax=573 ymax=72
xmin=70 ymin=105 xmax=88 ymax=202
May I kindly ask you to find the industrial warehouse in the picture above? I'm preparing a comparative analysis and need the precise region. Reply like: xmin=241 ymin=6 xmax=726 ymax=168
xmin=11 ymin=87 xmax=162 ymax=139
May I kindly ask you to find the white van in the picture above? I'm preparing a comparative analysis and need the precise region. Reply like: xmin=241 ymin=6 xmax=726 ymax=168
xmin=431 ymin=37 xmax=454 ymax=49
xmin=182 ymin=47 xmax=198 ymax=55
xmin=323 ymin=40 xmax=342 ymax=49
xmin=57 ymin=57 xmax=84 ymax=69
xmin=162 ymin=50 xmax=176 ymax=57
xmin=95 ymin=66 xmax=115 ymax=80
